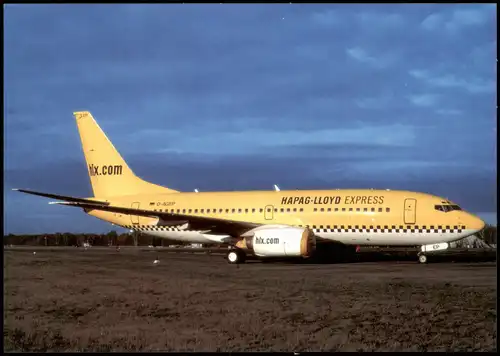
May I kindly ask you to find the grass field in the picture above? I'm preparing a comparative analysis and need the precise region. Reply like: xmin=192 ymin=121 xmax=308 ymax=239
xmin=3 ymin=248 xmax=497 ymax=352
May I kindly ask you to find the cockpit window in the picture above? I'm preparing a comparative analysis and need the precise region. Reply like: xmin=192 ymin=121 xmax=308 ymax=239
xmin=434 ymin=204 xmax=462 ymax=212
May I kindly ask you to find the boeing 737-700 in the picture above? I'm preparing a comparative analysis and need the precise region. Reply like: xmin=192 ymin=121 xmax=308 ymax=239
xmin=14 ymin=111 xmax=485 ymax=264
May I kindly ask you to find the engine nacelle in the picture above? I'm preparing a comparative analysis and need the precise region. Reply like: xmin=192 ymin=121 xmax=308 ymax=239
xmin=236 ymin=227 xmax=316 ymax=258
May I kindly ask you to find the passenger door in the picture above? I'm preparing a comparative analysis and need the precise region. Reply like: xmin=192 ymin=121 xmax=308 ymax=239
xmin=404 ymin=198 xmax=416 ymax=224
xmin=264 ymin=205 xmax=274 ymax=220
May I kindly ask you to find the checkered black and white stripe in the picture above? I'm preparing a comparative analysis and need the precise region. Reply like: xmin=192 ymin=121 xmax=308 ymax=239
xmin=122 ymin=224 xmax=466 ymax=234
xmin=123 ymin=225 xmax=189 ymax=232
xmin=310 ymin=225 xmax=465 ymax=234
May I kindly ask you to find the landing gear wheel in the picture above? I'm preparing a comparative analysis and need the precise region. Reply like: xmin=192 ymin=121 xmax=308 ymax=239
xmin=418 ymin=254 xmax=427 ymax=264
xmin=227 ymin=249 xmax=246 ymax=264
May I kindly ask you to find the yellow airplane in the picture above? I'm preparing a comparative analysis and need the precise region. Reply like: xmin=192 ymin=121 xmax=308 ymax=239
xmin=14 ymin=111 xmax=485 ymax=264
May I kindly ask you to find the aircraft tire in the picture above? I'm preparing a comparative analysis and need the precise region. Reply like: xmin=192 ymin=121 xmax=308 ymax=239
xmin=418 ymin=254 xmax=427 ymax=264
xmin=227 ymin=249 xmax=246 ymax=264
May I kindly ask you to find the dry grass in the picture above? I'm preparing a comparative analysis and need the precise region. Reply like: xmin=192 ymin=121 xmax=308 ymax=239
xmin=3 ymin=248 xmax=497 ymax=352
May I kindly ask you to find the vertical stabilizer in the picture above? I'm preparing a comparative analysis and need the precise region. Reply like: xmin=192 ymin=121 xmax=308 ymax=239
xmin=74 ymin=111 xmax=178 ymax=198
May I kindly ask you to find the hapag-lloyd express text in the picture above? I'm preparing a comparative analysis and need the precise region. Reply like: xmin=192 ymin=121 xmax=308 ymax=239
xmin=281 ymin=195 xmax=385 ymax=205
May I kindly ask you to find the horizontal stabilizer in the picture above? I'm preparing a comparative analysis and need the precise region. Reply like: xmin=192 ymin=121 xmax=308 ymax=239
xmin=12 ymin=189 xmax=110 ymax=206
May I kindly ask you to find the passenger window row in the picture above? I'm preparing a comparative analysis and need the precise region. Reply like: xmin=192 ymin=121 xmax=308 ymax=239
xmin=153 ymin=207 xmax=307 ymax=213
xmin=313 ymin=207 xmax=390 ymax=213
xmin=151 ymin=207 xmax=391 ymax=213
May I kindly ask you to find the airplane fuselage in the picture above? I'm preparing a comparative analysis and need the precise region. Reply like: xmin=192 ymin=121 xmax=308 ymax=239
xmin=87 ymin=188 xmax=482 ymax=246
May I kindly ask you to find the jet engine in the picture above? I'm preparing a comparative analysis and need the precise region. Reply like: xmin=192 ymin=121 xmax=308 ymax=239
xmin=236 ymin=227 xmax=316 ymax=258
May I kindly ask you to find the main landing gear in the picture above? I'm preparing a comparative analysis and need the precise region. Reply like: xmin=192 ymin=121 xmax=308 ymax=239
xmin=227 ymin=249 xmax=246 ymax=264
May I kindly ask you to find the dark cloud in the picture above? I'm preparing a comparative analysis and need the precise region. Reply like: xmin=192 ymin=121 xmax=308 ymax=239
xmin=4 ymin=4 xmax=496 ymax=233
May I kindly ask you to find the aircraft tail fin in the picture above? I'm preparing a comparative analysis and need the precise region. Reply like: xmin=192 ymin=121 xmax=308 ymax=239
xmin=73 ymin=111 xmax=179 ymax=198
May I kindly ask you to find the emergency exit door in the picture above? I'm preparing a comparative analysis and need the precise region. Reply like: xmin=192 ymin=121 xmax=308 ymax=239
xmin=404 ymin=198 xmax=416 ymax=224
xmin=264 ymin=205 xmax=274 ymax=220
xmin=131 ymin=202 xmax=140 ymax=225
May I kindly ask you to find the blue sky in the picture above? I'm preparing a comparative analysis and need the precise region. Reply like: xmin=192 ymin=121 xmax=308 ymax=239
xmin=4 ymin=4 xmax=497 ymax=234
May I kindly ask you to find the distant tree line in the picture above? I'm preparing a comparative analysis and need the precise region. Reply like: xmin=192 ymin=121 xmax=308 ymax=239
xmin=3 ymin=230 xmax=195 ymax=247
xmin=3 ymin=224 xmax=497 ymax=246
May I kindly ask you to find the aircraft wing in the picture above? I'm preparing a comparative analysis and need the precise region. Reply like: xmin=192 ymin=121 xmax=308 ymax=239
xmin=12 ymin=189 xmax=110 ymax=206
xmin=51 ymin=201 xmax=261 ymax=237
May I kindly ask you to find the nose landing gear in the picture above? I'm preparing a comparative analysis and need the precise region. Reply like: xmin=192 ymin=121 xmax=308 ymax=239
xmin=418 ymin=242 xmax=450 ymax=264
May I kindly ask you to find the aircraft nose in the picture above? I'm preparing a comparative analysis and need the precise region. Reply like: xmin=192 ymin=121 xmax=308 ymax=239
xmin=468 ymin=214 xmax=485 ymax=232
